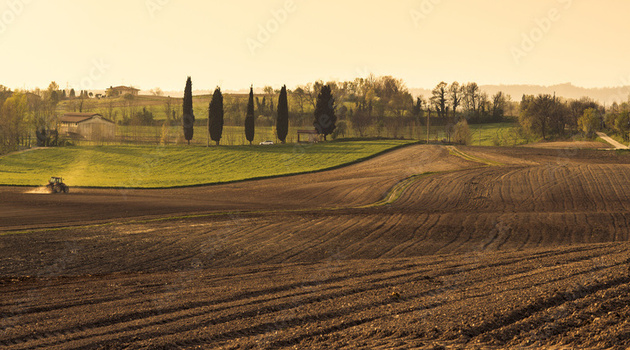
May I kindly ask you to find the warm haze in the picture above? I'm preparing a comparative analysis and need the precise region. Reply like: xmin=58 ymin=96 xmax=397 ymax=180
xmin=2 ymin=0 xmax=630 ymax=92
xmin=5 ymin=1 xmax=630 ymax=349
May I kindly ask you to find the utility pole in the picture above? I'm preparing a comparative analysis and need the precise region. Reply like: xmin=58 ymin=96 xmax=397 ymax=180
xmin=427 ymin=107 xmax=431 ymax=144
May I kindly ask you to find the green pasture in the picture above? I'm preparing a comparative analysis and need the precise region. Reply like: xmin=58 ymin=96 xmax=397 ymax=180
xmin=0 ymin=140 xmax=414 ymax=188
xmin=72 ymin=122 xmax=526 ymax=147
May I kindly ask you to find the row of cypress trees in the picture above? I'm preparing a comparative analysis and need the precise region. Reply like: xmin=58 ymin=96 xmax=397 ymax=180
xmin=182 ymin=77 xmax=336 ymax=145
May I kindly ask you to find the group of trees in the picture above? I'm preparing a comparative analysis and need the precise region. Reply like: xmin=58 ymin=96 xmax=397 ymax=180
xmin=519 ymin=94 xmax=630 ymax=141
xmin=5 ymin=75 xmax=628 ymax=153
xmin=605 ymin=103 xmax=630 ymax=142
xmin=426 ymin=82 xmax=511 ymax=125
xmin=519 ymin=94 xmax=630 ymax=140
xmin=0 ymin=86 xmax=27 ymax=154
xmin=182 ymin=77 xmax=336 ymax=145
xmin=0 ymin=82 xmax=68 ymax=154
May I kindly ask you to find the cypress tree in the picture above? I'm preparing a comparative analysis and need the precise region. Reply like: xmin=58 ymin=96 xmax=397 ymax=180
xmin=276 ymin=85 xmax=289 ymax=143
xmin=245 ymin=86 xmax=255 ymax=145
xmin=313 ymin=85 xmax=337 ymax=141
xmin=208 ymin=87 xmax=224 ymax=145
xmin=182 ymin=77 xmax=195 ymax=144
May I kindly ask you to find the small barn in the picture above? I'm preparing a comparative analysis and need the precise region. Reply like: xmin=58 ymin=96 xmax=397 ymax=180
xmin=60 ymin=113 xmax=116 ymax=140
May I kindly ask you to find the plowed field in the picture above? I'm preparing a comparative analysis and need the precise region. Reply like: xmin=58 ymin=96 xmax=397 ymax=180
xmin=2 ymin=145 xmax=630 ymax=349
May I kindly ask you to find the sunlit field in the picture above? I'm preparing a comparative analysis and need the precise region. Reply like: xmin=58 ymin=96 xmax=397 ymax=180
xmin=0 ymin=140 xmax=413 ymax=188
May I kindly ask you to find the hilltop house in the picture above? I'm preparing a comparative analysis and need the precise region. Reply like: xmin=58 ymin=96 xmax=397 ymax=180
xmin=60 ymin=113 xmax=116 ymax=140
xmin=107 ymin=85 xmax=140 ymax=97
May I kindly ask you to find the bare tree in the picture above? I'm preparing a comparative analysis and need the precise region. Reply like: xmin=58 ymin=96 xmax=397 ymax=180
xmin=350 ymin=109 xmax=371 ymax=137
xmin=304 ymin=81 xmax=324 ymax=110
xmin=292 ymin=87 xmax=306 ymax=114
xmin=263 ymin=86 xmax=274 ymax=113
xmin=491 ymin=91 xmax=510 ymax=122
xmin=463 ymin=82 xmax=480 ymax=115
xmin=430 ymin=82 xmax=449 ymax=119
xmin=163 ymin=96 xmax=174 ymax=125
xmin=449 ymin=82 xmax=462 ymax=115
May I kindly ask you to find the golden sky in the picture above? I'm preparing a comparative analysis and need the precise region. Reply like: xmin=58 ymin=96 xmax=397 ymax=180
xmin=1 ymin=0 xmax=629 ymax=91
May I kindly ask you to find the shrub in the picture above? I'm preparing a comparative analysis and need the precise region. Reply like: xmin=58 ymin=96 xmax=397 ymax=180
xmin=453 ymin=119 xmax=472 ymax=145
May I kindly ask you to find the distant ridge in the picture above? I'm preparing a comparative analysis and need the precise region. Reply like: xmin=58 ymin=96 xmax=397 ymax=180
xmin=410 ymin=83 xmax=630 ymax=105
xmin=92 ymin=83 xmax=630 ymax=104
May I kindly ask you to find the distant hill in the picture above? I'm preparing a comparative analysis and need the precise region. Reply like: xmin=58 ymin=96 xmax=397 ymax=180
xmin=411 ymin=83 xmax=630 ymax=105
xmin=139 ymin=89 xmax=257 ymax=98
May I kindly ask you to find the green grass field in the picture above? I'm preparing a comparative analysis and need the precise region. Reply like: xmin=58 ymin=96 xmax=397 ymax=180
xmin=72 ymin=122 xmax=526 ymax=147
xmin=0 ymin=140 xmax=414 ymax=188
xmin=467 ymin=123 xmax=530 ymax=146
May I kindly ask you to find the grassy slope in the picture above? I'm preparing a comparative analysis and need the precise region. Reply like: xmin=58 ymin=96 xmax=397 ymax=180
xmin=468 ymin=122 xmax=529 ymax=146
xmin=0 ymin=140 xmax=413 ymax=188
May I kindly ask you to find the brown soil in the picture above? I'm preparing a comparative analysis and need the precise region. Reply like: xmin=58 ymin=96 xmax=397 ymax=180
xmin=1 ymin=145 xmax=630 ymax=349
xmin=520 ymin=140 xmax=609 ymax=149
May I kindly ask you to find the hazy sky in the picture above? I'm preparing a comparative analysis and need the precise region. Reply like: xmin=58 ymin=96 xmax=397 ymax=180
xmin=1 ymin=0 xmax=629 ymax=92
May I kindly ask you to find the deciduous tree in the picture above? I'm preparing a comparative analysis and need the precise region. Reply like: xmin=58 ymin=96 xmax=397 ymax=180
xmin=449 ymin=82 xmax=462 ymax=114
xmin=462 ymin=82 xmax=480 ymax=115
xmin=519 ymin=94 xmax=567 ymax=139
xmin=350 ymin=108 xmax=371 ymax=137
xmin=491 ymin=92 xmax=510 ymax=122
xmin=453 ymin=119 xmax=472 ymax=145
xmin=430 ymin=82 xmax=449 ymax=119
xmin=578 ymin=108 xmax=601 ymax=137
xmin=613 ymin=111 xmax=630 ymax=142
xmin=0 ymin=92 xmax=28 ymax=154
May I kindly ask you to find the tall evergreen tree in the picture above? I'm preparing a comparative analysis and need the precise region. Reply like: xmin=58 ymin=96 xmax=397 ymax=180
xmin=208 ymin=87 xmax=224 ymax=145
xmin=245 ymin=86 xmax=255 ymax=145
xmin=313 ymin=85 xmax=337 ymax=141
xmin=182 ymin=77 xmax=195 ymax=144
xmin=276 ymin=85 xmax=289 ymax=143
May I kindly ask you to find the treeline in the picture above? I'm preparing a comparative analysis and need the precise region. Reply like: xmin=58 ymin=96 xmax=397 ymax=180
xmin=0 ymin=76 xmax=518 ymax=154
xmin=292 ymin=78 xmax=512 ymax=139
xmin=8 ymin=74 xmax=630 ymax=154
xmin=519 ymin=94 xmax=630 ymax=142
xmin=172 ymin=77 xmax=514 ymax=143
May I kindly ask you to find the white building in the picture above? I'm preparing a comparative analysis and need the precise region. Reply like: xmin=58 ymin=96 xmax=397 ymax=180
xmin=60 ymin=113 xmax=116 ymax=140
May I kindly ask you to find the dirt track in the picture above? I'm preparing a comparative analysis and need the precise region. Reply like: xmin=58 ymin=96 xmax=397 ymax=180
xmin=2 ymin=144 xmax=630 ymax=349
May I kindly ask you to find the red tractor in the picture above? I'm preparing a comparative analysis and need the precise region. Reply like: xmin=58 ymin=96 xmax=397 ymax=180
xmin=46 ymin=177 xmax=69 ymax=194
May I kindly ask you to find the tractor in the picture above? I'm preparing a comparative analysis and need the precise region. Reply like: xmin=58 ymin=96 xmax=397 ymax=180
xmin=46 ymin=177 xmax=69 ymax=193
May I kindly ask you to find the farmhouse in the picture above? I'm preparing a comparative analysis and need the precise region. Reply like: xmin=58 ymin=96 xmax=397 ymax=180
xmin=108 ymin=85 xmax=140 ymax=97
xmin=60 ymin=113 xmax=116 ymax=140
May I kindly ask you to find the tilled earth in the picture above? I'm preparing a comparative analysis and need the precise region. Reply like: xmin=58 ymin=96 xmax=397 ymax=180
xmin=1 ymin=144 xmax=630 ymax=349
